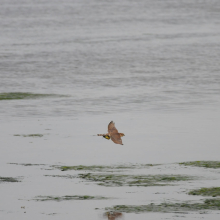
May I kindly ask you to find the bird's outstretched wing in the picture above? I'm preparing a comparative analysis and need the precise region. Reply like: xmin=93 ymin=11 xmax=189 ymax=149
xmin=108 ymin=121 xmax=123 ymax=145
xmin=110 ymin=133 xmax=123 ymax=145
xmin=108 ymin=121 xmax=118 ymax=134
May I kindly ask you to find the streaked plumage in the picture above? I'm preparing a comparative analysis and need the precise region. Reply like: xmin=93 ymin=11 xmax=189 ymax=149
xmin=97 ymin=121 xmax=125 ymax=145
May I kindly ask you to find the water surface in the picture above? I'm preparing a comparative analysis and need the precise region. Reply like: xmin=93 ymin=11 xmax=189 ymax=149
xmin=1 ymin=0 xmax=220 ymax=219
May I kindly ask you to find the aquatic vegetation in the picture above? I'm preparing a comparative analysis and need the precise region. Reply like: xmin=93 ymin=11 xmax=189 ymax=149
xmin=0 ymin=92 xmax=67 ymax=100
xmin=44 ymin=175 xmax=76 ymax=179
xmin=9 ymin=163 xmax=45 ymax=166
xmin=179 ymin=161 xmax=220 ymax=169
xmin=105 ymin=199 xmax=220 ymax=213
xmin=35 ymin=195 xmax=108 ymax=201
xmin=78 ymin=173 xmax=195 ymax=187
xmin=0 ymin=177 xmax=20 ymax=183
xmin=189 ymin=187 xmax=220 ymax=197
xmin=14 ymin=134 xmax=44 ymax=137
xmin=55 ymin=164 xmax=159 ymax=172
xmin=58 ymin=165 xmax=108 ymax=171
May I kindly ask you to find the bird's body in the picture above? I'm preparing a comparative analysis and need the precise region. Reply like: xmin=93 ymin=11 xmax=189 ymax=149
xmin=97 ymin=121 xmax=125 ymax=145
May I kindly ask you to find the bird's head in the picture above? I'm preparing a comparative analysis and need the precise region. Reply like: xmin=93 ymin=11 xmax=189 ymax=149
xmin=103 ymin=135 xmax=110 ymax=140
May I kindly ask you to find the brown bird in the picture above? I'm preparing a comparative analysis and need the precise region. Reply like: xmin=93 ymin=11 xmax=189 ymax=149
xmin=97 ymin=121 xmax=125 ymax=145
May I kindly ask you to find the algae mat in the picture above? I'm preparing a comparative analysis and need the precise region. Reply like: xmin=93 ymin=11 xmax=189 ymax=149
xmin=35 ymin=195 xmax=108 ymax=201
xmin=55 ymin=164 xmax=158 ymax=172
xmin=189 ymin=187 xmax=220 ymax=197
xmin=106 ymin=199 xmax=220 ymax=213
xmin=78 ymin=173 xmax=195 ymax=187
xmin=0 ymin=177 xmax=20 ymax=183
xmin=0 ymin=92 xmax=67 ymax=100
xmin=9 ymin=163 xmax=46 ymax=166
xmin=14 ymin=134 xmax=44 ymax=137
xmin=179 ymin=161 xmax=220 ymax=169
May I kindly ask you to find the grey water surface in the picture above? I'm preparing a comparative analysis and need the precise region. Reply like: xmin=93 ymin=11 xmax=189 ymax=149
xmin=1 ymin=0 xmax=220 ymax=219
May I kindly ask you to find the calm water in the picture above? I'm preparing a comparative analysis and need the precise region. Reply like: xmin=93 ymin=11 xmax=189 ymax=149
xmin=1 ymin=0 xmax=220 ymax=219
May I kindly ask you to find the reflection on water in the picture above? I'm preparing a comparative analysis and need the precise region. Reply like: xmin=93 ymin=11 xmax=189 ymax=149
xmin=103 ymin=211 xmax=123 ymax=220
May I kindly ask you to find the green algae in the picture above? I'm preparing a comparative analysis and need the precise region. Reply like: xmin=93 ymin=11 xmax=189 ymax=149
xmin=0 ymin=92 xmax=67 ymax=100
xmin=179 ymin=161 xmax=220 ymax=169
xmin=35 ymin=195 xmax=108 ymax=201
xmin=189 ymin=187 xmax=220 ymax=197
xmin=53 ymin=162 xmax=220 ymax=171
xmin=9 ymin=163 xmax=45 ymax=166
xmin=59 ymin=165 xmax=108 ymax=171
xmin=55 ymin=164 xmax=159 ymax=172
xmin=14 ymin=134 xmax=44 ymax=137
xmin=78 ymin=173 xmax=194 ymax=187
xmin=0 ymin=177 xmax=20 ymax=183
xmin=106 ymin=199 xmax=220 ymax=213
xmin=44 ymin=175 xmax=75 ymax=179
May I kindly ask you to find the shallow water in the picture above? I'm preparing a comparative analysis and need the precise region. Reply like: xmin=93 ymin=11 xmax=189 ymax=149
xmin=1 ymin=0 xmax=220 ymax=219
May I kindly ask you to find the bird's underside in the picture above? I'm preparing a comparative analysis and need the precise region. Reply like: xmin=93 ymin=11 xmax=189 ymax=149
xmin=97 ymin=121 xmax=125 ymax=145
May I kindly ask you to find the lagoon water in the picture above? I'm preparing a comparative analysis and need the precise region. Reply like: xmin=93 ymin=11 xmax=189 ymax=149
xmin=1 ymin=0 xmax=220 ymax=219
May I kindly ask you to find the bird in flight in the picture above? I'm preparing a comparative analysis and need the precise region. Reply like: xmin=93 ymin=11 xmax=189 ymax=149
xmin=97 ymin=121 xmax=125 ymax=145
